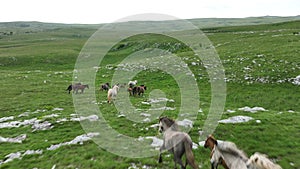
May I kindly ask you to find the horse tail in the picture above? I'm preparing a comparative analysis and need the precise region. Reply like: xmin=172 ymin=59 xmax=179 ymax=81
xmin=66 ymin=85 xmax=72 ymax=91
xmin=184 ymin=139 xmax=198 ymax=169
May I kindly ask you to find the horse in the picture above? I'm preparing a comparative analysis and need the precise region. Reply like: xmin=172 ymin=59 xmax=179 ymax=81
xmin=107 ymin=85 xmax=119 ymax=103
xmin=246 ymin=152 xmax=282 ymax=169
xmin=73 ymin=84 xmax=89 ymax=94
xmin=128 ymin=80 xmax=137 ymax=88
xmin=66 ymin=83 xmax=81 ymax=94
xmin=204 ymin=135 xmax=229 ymax=169
xmin=127 ymin=87 xmax=133 ymax=96
xmin=132 ymin=85 xmax=147 ymax=96
xmin=100 ymin=82 xmax=110 ymax=91
xmin=210 ymin=138 xmax=248 ymax=169
xmin=158 ymin=117 xmax=198 ymax=169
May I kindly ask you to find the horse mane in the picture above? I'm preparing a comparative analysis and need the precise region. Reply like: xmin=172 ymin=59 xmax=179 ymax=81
xmin=217 ymin=141 xmax=248 ymax=162
xmin=159 ymin=117 xmax=179 ymax=131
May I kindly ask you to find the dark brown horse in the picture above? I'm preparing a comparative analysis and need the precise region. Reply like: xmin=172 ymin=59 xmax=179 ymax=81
xmin=204 ymin=135 xmax=229 ymax=169
xmin=132 ymin=85 xmax=147 ymax=96
xmin=100 ymin=82 xmax=110 ymax=91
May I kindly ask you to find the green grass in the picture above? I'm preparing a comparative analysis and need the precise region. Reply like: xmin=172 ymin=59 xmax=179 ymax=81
xmin=0 ymin=19 xmax=299 ymax=168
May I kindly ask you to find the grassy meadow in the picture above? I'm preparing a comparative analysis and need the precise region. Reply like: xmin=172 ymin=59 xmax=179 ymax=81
xmin=0 ymin=18 xmax=299 ymax=169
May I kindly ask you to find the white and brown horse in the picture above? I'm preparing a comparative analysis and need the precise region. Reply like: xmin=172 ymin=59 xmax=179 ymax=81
xmin=209 ymin=137 xmax=248 ymax=169
xmin=204 ymin=135 xmax=229 ymax=169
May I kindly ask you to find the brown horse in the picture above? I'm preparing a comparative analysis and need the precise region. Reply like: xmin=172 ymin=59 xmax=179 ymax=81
xmin=66 ymin=83 xmax=82 ymax=94
xmin=132 ymin=85 xmax=147 ymax=96
xmin=127 ymin=87 xmax=133 ymax=96
xmin=204 ymin=135 xmax=229 ymax=169
xmin=158 ymin=117 xmax=198 ymax=169
xmin=73 ymin=84 xmax=89 ymax=94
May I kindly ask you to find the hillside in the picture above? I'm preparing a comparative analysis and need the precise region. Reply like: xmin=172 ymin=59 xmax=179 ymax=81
xmin=0 ymin=17 xmax=299 ymax=169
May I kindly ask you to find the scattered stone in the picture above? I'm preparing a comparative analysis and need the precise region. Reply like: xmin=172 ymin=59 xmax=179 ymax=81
xmin=47 ymin=132 xmax=100 ymax=151
xmin=0 ymin=116 xmax=14 ymax=123
xmin=238 ymin=106 xmax=267 ymax=113
xmin=292 ymin=75 xmax=300 ymax=85
xmin=177 ymin=119 xmax=193 ymax=128
xmin=0 ymin=134 xmax=26 ymax=143
xmin=218 ymin=116 xmax=253 ymax=123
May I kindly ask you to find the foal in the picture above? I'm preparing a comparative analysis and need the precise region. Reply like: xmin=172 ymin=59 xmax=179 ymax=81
xmin=158 ymin=117 xmax=198 ymax=169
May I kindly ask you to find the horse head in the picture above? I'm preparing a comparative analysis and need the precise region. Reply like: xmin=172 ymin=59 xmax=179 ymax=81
xmin=158 ymin=117 xmax=178 ymax=133
xmin=204 ymin=135 xmax=218 ymax=149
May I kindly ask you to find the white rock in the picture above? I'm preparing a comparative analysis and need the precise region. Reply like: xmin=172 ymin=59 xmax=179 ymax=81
xmin=218 ymin=116 xmax=253 ymax=123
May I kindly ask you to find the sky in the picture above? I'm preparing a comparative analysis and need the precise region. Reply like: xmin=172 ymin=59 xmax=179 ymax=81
xmin=1 ymin=0 xmax=299 ymax=24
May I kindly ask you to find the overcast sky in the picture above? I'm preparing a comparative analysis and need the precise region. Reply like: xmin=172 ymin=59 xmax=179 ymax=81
xmin=1 ymin=0 xmax=299 ymax=24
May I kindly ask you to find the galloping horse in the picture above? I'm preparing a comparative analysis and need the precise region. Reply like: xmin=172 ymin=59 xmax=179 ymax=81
xmin=158 ymin=117 xmax=198 ymax=169
xmin=73 ymin=84 xmax=89 ymax=94
xmin=204 ymin=135 xmax=229 ymax=169
xmin=246 ymin=152 xmax=282 ymax=169
xmin=107 ymin=85 xmax=119 ymax=103
xmin=210 ymin=137 xmax=248 ymax=169
xmin=66 ymin=83 xmax=81 ymax=94
xmin=128 ymin=80 xmax=137 ymax=88
xmin=100 ymin=82 xmax=110 ymax=91
xmin=132 ymin=85 xmax=147 ymax=96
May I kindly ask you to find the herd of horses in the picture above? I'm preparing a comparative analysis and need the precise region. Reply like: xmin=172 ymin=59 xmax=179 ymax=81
xmin=66 ymin=80 xmax=147 ymax=103
xmin=66 ymin=83 xmax=282 ymax=169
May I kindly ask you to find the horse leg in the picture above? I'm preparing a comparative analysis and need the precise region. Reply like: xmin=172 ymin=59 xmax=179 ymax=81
xmin=173 ymin=156 xmax=185 ymax=169
xmin=173 ymin=151 xmax=185 ymax=169
xmin=158 ymin=143 xmax=167 ymax=163
xmin=158 ymin=153 xmax=163 ymax=163
xmin=211 ymin=162 xmax=218 ymax=169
